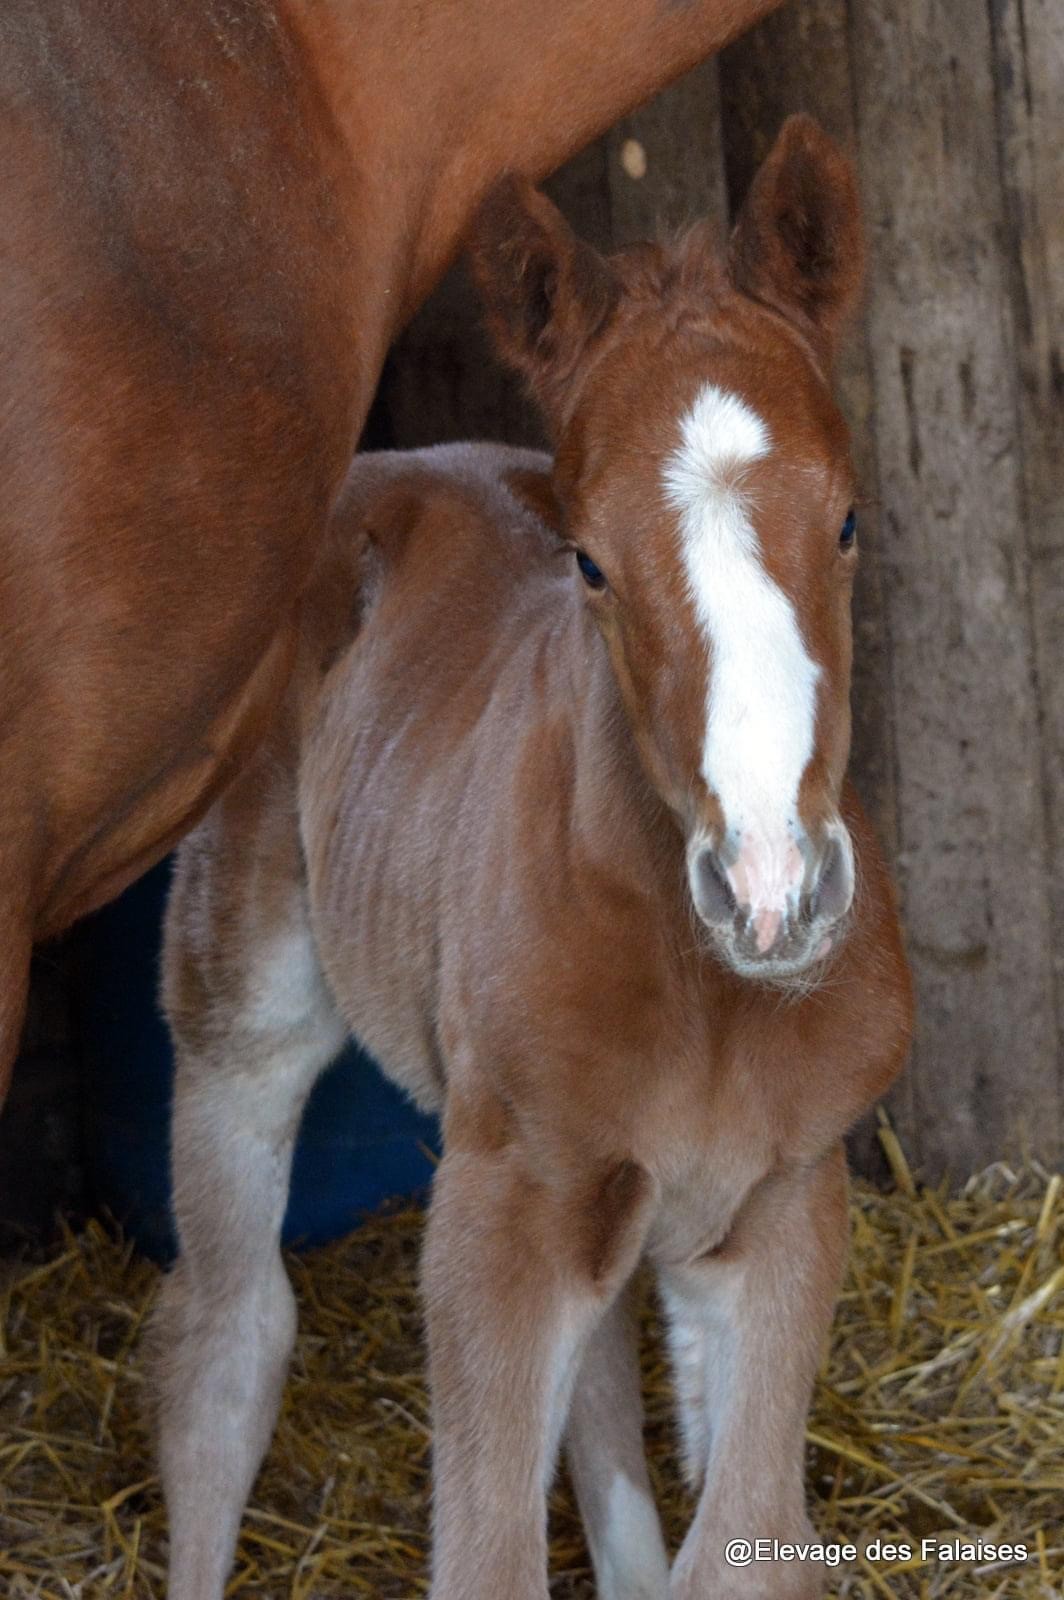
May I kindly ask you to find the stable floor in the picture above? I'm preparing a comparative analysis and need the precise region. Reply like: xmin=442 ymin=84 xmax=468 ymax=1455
xmin=1 ymin=1160 xmax=1061 ymax=1598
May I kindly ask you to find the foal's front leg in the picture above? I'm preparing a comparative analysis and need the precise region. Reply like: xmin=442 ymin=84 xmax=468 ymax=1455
xmin=423 ymin=1140 xmax=655 ymax=1600
xmin=660 ymin=1146 xmax=849 ymax=1600
xmin=566 ymin=1287 xmax=670 ymax=1600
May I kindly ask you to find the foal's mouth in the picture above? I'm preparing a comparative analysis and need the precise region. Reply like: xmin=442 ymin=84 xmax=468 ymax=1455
xmin=706 ymin=914 xmax=850 ymax=993
xmin=688 ymin=832 xmax=857 ymax=992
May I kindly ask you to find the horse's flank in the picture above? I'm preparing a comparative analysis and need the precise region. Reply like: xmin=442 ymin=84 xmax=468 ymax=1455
xmin=0 ymin=0 xmax=782 ymax=1093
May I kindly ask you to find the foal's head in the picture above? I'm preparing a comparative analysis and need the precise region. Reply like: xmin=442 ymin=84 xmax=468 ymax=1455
xmin=470 ymin=117 xmax=865 ymax=982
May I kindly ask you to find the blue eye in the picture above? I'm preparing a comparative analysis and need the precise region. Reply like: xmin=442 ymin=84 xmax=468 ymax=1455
xmin=839 ymin=508 xmax=857 ymax=550
xmin=576 ymin=549 xmax=607 ymax=589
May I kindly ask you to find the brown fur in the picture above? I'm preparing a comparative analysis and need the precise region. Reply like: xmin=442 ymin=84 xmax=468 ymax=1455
xmin=152 ymin=121 xmax=912 ymax=1600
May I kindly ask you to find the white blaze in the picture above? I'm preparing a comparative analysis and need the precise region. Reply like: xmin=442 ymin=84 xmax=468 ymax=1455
xmin=663 ymin=383 xmax=820 ymax=927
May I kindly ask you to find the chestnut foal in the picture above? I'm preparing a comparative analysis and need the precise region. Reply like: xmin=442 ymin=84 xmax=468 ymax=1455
xmin=154 ymin=118 xmax=912 ymax=1600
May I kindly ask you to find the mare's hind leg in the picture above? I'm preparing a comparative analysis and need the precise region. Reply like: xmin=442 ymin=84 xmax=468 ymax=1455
xmin=566 ymin=1286 xmax=669 ymax=1600
xmin=0 ymin=911 xmax=30 ymax=1107
xmin=151 ymin=766 xmax=347 ymax=1600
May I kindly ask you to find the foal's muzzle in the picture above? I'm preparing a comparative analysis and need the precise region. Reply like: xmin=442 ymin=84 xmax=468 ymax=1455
xmin=689 ymin=822 xmax=855 ymax=981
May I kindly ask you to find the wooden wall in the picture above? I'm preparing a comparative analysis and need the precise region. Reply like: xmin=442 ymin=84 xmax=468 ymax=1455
xmin=370 ymin=0 xmax=1064 ymax=1180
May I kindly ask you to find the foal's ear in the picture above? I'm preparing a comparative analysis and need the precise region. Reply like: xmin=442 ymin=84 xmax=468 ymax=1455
xmin=468 ymin=176 xmax=619 ymax=430
xmin=727 ymin=115 xmax=863 ymax=362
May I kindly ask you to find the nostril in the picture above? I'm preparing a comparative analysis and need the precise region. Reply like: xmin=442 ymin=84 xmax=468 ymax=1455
xmin=809 ymin=834 xmax=854 ymax=923
xmin=694 ymin=848 xmax=736 ymax=926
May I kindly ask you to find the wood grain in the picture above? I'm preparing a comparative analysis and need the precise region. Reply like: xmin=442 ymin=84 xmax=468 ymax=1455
xmin=604 ymin=58 xmax=728 ymax=246
xmin=848 ymin=0 xmax=1060 ymax=1173
xmin=989 ymin=0 xmax=1064 ymax=1091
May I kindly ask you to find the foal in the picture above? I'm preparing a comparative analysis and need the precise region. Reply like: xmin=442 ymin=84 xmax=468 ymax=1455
xmin=154 ymin=116 xmax=912 ymax=1600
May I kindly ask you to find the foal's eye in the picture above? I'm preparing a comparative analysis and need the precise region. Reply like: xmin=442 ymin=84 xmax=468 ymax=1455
xmin=839 ymin=508 xmax=857 ymax=551
xmin=575 ymin=549 xmax=607 ymax=590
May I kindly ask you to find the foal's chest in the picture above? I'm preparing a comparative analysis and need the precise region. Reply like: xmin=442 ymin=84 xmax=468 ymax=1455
xmin=629 ymin=1004 xmax=839 ymax=1268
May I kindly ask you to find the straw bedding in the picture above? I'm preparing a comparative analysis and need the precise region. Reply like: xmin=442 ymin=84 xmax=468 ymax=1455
xmin=1 ymin=1134 xmax=1061 ymax=1598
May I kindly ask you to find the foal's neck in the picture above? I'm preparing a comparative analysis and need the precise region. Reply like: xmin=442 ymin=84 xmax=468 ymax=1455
xmin=560 ymin=601 xmax=684 ymax=907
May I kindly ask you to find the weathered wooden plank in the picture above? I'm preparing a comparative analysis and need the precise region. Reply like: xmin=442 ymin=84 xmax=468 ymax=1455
xmin=989 ymin=0 xmax=1064 ymax=1080
xmin=545 ymin=135 xmax=614 ymax=253
xmin=717 ymin=2 xmax=908 ymax=1177
xmin=604 ymin=59 xmax=728 ymax=246
xmin=848 ymin=0 xmax=1060 ymax=1174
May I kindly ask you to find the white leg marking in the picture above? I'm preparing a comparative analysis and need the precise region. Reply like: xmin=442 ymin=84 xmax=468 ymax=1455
xmin=597 ymin=1472 xmax=671 ymax=1600
xmin=247 ymin=923 xmax=337 ymax=1032
xmin=566 ymin=1292 xmax=669 ymax=1600
xmin=157 ymin=940 xmax=346 ymax=1600
xmin=659 ymin=1271 xmax=738 ymax=1490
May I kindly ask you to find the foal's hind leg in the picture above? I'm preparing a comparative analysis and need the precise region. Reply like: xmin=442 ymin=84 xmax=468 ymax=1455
xmin=152 ymin=779 xmax=347 ymax=1600
xmin=566 ymin=1286 xmax=669 ymax=1600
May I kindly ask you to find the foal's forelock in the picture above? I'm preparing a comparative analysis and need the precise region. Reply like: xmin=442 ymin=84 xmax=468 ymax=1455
xmin=663 ymin=382 xmax=822 ymax=910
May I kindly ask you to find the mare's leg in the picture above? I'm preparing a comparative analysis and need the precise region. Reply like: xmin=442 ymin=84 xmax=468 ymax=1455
xmin=151 ymin=773 xmax=347 ymax=1600
xmin=0 ymin=911 xmax=30 ymax=1106
xmin=424 ymin=1136 xmax=656 ymax=1600
xmin=565 ymin=1287 xmax=669 ymax=1600
xmin=660 ymin=1146 xmax=849 ymax=1600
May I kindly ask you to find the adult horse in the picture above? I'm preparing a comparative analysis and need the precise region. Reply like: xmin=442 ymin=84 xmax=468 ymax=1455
xmin=0 ymin=0 xmax=781 ymax=1097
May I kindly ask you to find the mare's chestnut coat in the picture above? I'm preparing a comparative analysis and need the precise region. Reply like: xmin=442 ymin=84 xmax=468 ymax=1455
xmin=0 ymin=0 xmax=782 ymax=1098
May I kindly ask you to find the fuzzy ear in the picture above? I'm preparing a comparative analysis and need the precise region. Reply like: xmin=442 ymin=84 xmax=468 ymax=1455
xmin=727 ymin=115 xmax=863 ymax=361
xmin=467 ymin=175 xmax=619 ymax=431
